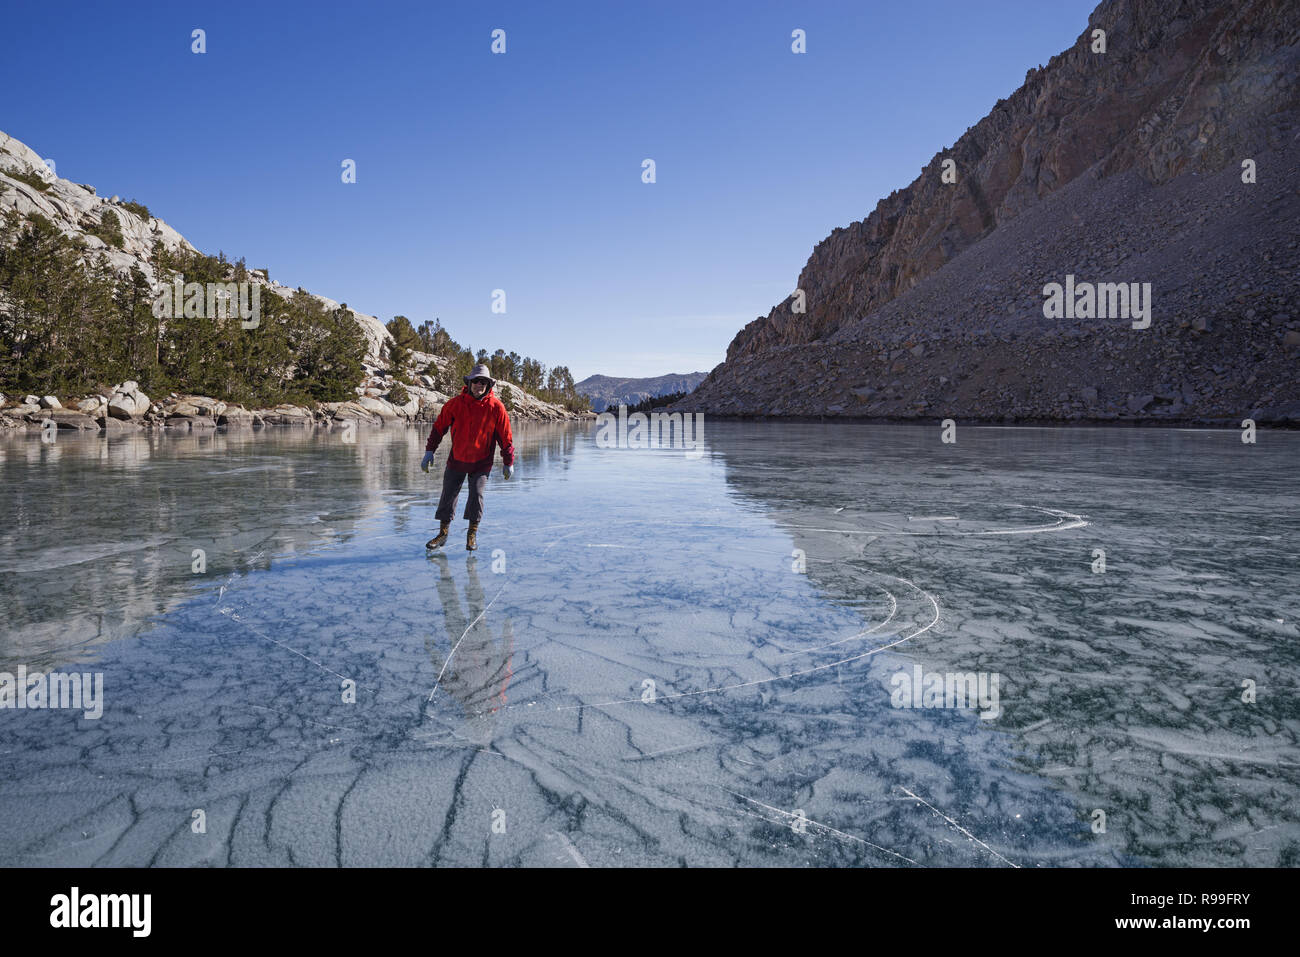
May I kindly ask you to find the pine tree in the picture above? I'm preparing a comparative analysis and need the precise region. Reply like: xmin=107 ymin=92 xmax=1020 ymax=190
xmin=385 ymin=315 xmax=420 ymax=379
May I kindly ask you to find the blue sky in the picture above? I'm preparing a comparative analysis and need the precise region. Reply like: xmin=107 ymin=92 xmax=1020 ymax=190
xmin=2 ymin=0 xmax=1096 ymax=380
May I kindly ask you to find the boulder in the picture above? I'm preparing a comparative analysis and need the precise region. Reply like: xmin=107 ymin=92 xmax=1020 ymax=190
xmin=38 ymin=410 xmax=99 ymax=430
xmin=261 ymin=405 xmax=312 ymax=426
xmin=39 ymin=395 xmax=61 ymax=409
xmin=76 ymin=396 xmax=105 ymax=413
xmin=217 ymin=408 xmax=255 ymax=428
xmin=165 ymin=414 xmax=216 ymax=430
xmin=97 ymin=415 xmax=141 ymax=433
xmin=1154 ymin=383 xmax=1179 ymax=401
xmin=164 ymin=395 xmax=226 ymax=417
xmin=107 ymin=381 xmax=150 ymax=419
xmin=356 ymin=396 xmax=400 ymax=418
xmin=328 ymin=401 xmax=382 ymax=424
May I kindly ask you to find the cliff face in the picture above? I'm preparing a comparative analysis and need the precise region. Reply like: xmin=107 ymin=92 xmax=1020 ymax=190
xmin=691 ymin=0 xmax=1299 ymax=423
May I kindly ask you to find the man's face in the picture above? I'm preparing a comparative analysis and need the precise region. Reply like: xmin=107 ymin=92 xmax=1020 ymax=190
xmin=470 ymin=379 xmax=488 ymax=397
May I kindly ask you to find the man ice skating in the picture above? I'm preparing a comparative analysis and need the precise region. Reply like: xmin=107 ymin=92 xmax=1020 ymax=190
xmin=421 ymin=363 xmax=515 ymax=551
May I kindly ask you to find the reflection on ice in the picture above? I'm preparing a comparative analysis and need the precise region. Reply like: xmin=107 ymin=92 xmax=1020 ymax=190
xmin=0 ymin=422 xmax=1296 ymax=866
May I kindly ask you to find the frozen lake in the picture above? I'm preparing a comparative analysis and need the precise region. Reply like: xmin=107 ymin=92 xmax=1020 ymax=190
xmin=1 ymin=420 xmax=1297 ymax=867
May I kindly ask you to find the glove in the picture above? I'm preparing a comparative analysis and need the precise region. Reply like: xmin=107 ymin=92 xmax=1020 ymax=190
xmin=420 ymin=451 xmax=435 ymax=472
xmin=502 ymin=463 xmax=514 ymax=480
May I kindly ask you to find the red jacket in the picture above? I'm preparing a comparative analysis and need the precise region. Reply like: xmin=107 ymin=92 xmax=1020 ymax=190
xmin=426 ymin=386 xmax=515 ymax=473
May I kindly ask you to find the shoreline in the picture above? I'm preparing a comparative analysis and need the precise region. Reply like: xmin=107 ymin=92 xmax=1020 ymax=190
xmin=0 ymin=392 xmax=596 ymax=435
xmin=0 ymin=413 xmax=597 ymax=434
xmin=3 ymin=410 xmax=1293 ymax=435
xmin=663 ymin=411 xmax=1299 ymax=430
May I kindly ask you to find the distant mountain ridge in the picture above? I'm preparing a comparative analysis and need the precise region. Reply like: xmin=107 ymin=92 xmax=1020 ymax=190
xmin=576 ymin=372 xmax=706 ymax=412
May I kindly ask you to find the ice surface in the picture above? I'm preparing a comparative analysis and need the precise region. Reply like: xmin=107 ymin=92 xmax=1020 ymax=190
xmin=0 ymin=422 xmax=1296 ymax=866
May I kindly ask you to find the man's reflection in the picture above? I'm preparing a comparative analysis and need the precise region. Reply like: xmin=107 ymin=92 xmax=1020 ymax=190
xmin=425 ymin=553 xmax=515 ymax=726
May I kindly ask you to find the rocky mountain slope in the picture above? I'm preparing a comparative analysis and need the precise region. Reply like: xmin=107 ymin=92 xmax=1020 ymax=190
xmin=576 ymin=371 xmax=707 ymax=412
xmin=678 ymin=0 xmax=1300 ymax=424
xmin=0 ymin=129 xmax=582 ymax=431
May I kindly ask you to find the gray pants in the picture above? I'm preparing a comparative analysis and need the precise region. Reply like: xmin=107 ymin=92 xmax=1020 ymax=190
xmin=435 ymin=466 xmax=490 ymax=524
